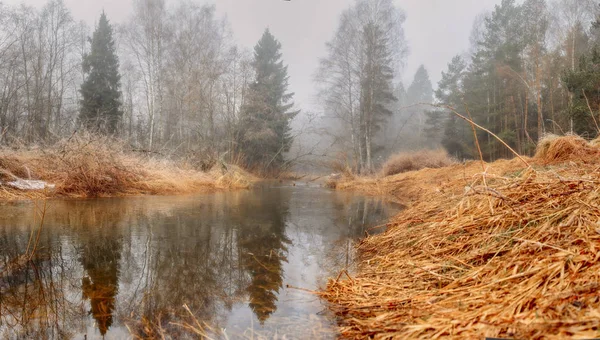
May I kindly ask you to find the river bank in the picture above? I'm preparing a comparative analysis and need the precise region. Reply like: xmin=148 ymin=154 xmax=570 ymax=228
xmin=0 ymin=134 xmax=254 ymax=200
xmin=322 ymin=135 xmax=600 ymax=339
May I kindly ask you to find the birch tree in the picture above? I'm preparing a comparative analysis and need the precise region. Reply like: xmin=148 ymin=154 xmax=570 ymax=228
xmin=123 ymin=0 xmax=168 ymax=150
xmin=316 ymin=0 xmax=407 ymax=173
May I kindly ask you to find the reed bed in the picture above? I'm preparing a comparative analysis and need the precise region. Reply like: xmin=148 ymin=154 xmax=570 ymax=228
xmin=321 ymin=136 xmax=600 ymax=339
xmin=0 ymin=133 xmax=254 ymax=200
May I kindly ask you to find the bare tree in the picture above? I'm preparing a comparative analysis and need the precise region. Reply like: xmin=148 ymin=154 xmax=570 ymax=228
xmin=315 ymin=0 xmax=407 ymax=173
xmin=123 ymin=0 xmax=168 ymax=151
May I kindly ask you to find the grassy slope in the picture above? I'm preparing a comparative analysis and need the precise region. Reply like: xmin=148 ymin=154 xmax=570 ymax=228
xmin=322 ymin=135 xmax=600 ymax=339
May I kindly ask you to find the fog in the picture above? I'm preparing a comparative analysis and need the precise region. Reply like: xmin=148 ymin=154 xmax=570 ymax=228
xmin=1 ymin=0 xmax=597 ymax=175
xmin=2 ymin=0 xmax=501 ymax=112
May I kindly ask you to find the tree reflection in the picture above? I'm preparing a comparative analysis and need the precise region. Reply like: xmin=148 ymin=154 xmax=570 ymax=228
xmin=235 ymin=187 xmax=291 ymax=324
xmin=0 ymin=229 xmax=86 ymax=339
xmin=121 ymin=194 xmax=251 ymax=337
xmin=0 ymin=188 xmax=395 ymax=338
xmin=80 ymin=237 xmax=122 ymax=335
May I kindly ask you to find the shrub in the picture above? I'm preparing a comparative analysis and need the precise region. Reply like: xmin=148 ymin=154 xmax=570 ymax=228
xmin=381 ymin=149 xmax=455 ymax=177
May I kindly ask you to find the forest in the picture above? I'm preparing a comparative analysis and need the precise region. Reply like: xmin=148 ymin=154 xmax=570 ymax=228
xmin=1 ymin=0 xmax=600 ymax=175
xmin=4 ymin=0 xmax=600 ymax=338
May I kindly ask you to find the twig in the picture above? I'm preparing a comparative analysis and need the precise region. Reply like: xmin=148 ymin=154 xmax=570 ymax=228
xmin=462 ymin=100 xmax=494 ymax=213
xmin=429 ymin=103 xmax=530 ymax=168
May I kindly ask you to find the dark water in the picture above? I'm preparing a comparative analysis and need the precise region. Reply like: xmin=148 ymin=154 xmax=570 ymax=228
xmin=0 ymin=182 xmax=399 ymax=339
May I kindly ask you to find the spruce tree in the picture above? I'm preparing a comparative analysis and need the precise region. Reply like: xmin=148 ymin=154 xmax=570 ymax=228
xmin=79 ymin=12 xmax=123 ymax=134
xmin=238 ymin=29 xmax=298 ymax=172
xmin=407 ymin=65 xmax=433 ymax=105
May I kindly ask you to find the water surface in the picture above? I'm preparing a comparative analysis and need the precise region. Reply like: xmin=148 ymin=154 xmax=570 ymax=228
xmin=0 ymin=182 xmax=399 ymax=339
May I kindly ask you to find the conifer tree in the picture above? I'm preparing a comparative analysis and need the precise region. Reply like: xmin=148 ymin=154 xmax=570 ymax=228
xmin=79 ymin=12 xmax=123 ymax=134
xmin=407 ymin=65 xmax=433 ymax=105
xmin=238 ymin=29 xmax=298 ymax=172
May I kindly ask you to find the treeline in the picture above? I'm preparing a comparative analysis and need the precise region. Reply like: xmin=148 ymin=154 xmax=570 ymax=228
xmin=315 ymin=0 xmax=600 ymax=172
xmin=427 ymin=0 xmax=600 ymax=160
xmin=0 ymin=0 xmax=295 ymax=173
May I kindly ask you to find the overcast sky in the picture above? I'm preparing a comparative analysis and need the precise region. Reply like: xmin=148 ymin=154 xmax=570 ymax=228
xmin=3 ymin=0 xmax=502 ymax=112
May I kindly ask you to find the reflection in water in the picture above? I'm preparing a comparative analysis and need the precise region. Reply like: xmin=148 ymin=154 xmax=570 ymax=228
xmin=237 ymin=187 xmax=291 ymax=323
xmin=0 ymin=183 xmax=399 ymax=338
xmin=80 ymin=234 xmax=122 ymax=335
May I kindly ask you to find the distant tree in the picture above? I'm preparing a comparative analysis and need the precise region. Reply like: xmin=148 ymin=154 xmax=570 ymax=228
xmin=79 ymin=12 xmax=123 ymax=134
xmin=403 ymin=65 xmax=433 ymax=145
xmin=393 ymin=82 xmax=407 ymax=108
xmin=406 ymin=65 xmax=433 ymax=105
xmin=237 ymin=29 xmax=298 ymax=173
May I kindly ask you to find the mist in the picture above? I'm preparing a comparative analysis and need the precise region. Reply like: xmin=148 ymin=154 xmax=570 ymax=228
xmin=0 ymin=0 xmax=598 ymax=175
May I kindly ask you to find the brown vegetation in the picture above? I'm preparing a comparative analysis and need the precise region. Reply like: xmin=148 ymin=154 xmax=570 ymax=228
xmin=381 ymin=149 xmax=456 ymax=177
xmin=328 ymin=156 xmax=524 ymax=206
xmin=321 ymin=135 xmax=600 ymax=339
xmin=0 ymin=134 xmax=254 ymax=200
xmin=535 ymin=134 xmax=600 ymax=165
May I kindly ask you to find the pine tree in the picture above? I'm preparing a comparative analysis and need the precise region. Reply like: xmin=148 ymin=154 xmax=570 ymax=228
xmin=79 ymin=12 xmax=123 ymax=134
xmin=402 ymin=65 xmax=432 ymax=147
xmin=406 ymin=65 xmax=433 ymax=105
xmin=432 ymin=55 xmax=472 ymax=159
xmin=238 ymin=29 xmax=298 ymax=172
xmin=359 ymin=23 xmax=396 ymax=172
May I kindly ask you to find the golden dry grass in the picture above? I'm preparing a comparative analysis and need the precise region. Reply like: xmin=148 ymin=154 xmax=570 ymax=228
xmin=381 ymin=149 xmax=456 ymax=177
xmin=0 ymin=134 xmax=254 ymax=200
xmin=535 ymin=134 xmax=600 ymax=165
xmin=329 ymin=158 xmax=524 ymax=206
xmin=321 ymin=136 xmax=600 ymax=339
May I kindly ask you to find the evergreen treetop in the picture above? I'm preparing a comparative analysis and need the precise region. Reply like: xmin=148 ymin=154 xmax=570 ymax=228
xmin=407 ymin=65 xmax=433 ymax=105
xmin=238 ymin=29 xmax=298 ymax=172
xmin=80 ymin=12 xmax=123 ymax=134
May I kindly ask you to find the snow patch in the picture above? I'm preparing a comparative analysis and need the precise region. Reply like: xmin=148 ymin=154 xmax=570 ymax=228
xmin=6 ymin=179 xmax=55 ymax=191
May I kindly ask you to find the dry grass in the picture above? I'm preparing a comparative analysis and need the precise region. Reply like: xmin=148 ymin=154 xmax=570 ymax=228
xmin=535 ymin=134 xmax=600 ymax=165
xmin=321 ymin=135 xmax=600 ymax=339
xmin=327 ymin=158 xmax=525 ymax=206
xmin=0 ymin=133 xmax=254 ymax=200
xmin=381 ymin=149 xmax=456 ymax=177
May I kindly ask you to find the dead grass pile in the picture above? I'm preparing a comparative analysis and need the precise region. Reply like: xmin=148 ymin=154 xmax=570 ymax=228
xmin=209 ymin=164 xmax=255 ymax=189
xmin=535 ymin=134 xmax=600 ymax=164
xmin=0 ymin=133 xmax=253 ymax=199
xmin=321 ymin=136 xmax=600 ymax=339
xmin=381 ymin=149 xmax=456 ymax=177
xmin=330 ymin=158 xmax=525 ymax=205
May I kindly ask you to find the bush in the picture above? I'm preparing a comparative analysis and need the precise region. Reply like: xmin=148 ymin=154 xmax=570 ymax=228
xmin=381 ymin=149 xmax=455 ymax=177
xmin=0 ymin=132 xmax=253 ymax=199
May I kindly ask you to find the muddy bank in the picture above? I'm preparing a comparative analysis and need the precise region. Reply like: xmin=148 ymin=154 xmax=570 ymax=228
xmin=321 ymin=135 xmax=600 ymax=339
xmin=0 ymin=135 xmax=254 ymax=200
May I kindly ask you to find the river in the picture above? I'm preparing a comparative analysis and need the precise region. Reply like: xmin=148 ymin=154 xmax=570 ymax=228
xmin=0 ymin=182 xmax=400 ymax=339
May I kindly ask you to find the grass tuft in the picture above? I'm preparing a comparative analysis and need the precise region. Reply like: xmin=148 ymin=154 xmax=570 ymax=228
xmin=381 ymin=149 xmax=456 ymax=177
